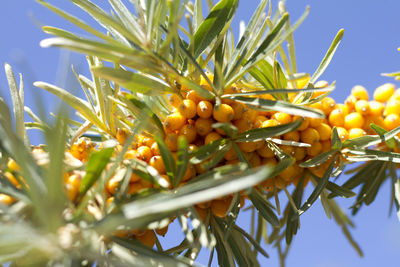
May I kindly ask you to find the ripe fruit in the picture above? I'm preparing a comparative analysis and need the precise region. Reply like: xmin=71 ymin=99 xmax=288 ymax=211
xmin=195 ymin=118 xmax=213 ymax=136
xmin=374 ymin=83 xmax=395 ymax=102
xmin=344 ymin=112 xmax=364 ymax=129
xmin=300 ymin=128 xmax=320 ymax=144
xmin=196 ymin=100 xmax=213 ymax=118
xmin=177 ymin=99 xmax=197 ymax=119
xmin=213 ymin=104 xmax=234 ymax=122
xmin=164 ymin=112 xmax=186 ymax=131
xmin=351 ymin=85 xmax=369 ymax=100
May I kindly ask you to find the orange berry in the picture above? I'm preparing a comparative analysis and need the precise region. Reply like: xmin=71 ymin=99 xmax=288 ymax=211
xmin=261 ymin=119 xmax=279 ymax=129
xmin=238 ymin=141 xmax=257 ymax=153
xmin=128 ymin=182 xmax=144 ymax=194
xmin=328 ymin=109 xmax=345 ymax=127
xmin=130 ymin=173 xmax=141 ymax=183
xmin=293 ymin=147 xmax=306 ymax=161
xmin=231 ymin=102 xmax=246 ymax=120
xmin=0 ymin=193 xmax=15 ymax=205
xmin=186 ymin=90 xmax=205 ymax=104
xmin=272 ymin=112 xmax=292 ymax=125
xmin=106 ymin=177 xmax=120 ymax=195
xmin=136 ymin=146 xmax=153 ymax=162
xmin=283 ymin=131 xmax=300 ymax=142
xmin=384 ymin=99 xmax=400 ymax=115
xmin=369 ymin=101 xmax=384 ymax=117
xmin=196 ymin=100 xmax=213 ymax=118
xmin=335 ymin=104 xmax=349 ymax=115
xmin=149 ymin=156 xmax=166 ymax=174
xmin=7 ymin=158 xmax=20 ymax=172
xmin=182 ymin=164 xmax=196 ymax=181
xmin=211 ymin=197 xmax=232 ymax=218
xmin=349 ymin=128 xmax=367 ymax=139
xmin=195 ymin=118 xmax=213 ymax=136
xmin=242 ymin=108 xmax=258 ymax=123
xmin=279 ymin=164 xmax=298 ymax=182
xmin=321 ymin=140 xmax=331 ymax=152
xmin=165 ymin=133 xmax=178 ymax=152
xmin=155 ymin=225 xmax=169 ymax=237
xmin=224 ymin=147 xmax=238 ymax=161
xmin=280 ymin=145 xmax=294 ymax=157
xmin=307 ymin=142 xmax=322 ymax=156
xmin=257 ymin=145 xmax=274 ymax=158
xmin=293 ymin=116 xmax=310 ymax=131
xmin=177 ymin=99 xmax=197 ymax=119
xmin=164 ymin=112 xmax=186 ymax=131
xmin=213 ymin=104 xmax=234 ymax=122
xmin=351 ymin=85 xmax=369 ymax=100
xmin=316 ymin=123 xmax=332 ymax=141
xmin=116 ymin=128 xmax=130 ymax=145
xmin=194 ymin=206 xmax=208 ymax=221
xmin=151 ymin=142 xmax=160 ymax=156
xmin=344 ymin=112 xmax=364 ymax=130
xmin=204 ymin=132 xmax=222 ymax=144
xmin=355 ymin=100 xmax=370 ymax=115
xmin=4 ymin=172 xmax=20 ymax=188
xmin=234 ymin=118 xmax=252 ymax=133
xmin=384 ymin=114 xmax=400 ymax=130
xmin=137 ymin=230 xmax=156 ymax=248
xmin=249 ymin=154 xmax=262 ymax=167
xmin=374 ymin=83 xmax=395 ymax=102
xmin=309 ymin=118 xmax=324 ymax=128
xmin=168 ymin=94 xmax=183 ymax=108
xmin=254 ymin=115 xmax=268 ymax=128
xmin=321 ymin=97 xmax=336 ymax=115
xmin=179 ymin=124 xmax=197 ymax=143
xmin=345 ymin=95 xmax=357 ymax=112
xmin=300 ymin=128 xmax=320 ymax=144
xmin=336 ymin=127 xmax=349 ymax=142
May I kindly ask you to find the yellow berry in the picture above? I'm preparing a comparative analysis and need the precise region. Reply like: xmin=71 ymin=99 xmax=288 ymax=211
xmin=283 ymin=131 xmax=300 ymax=142
xmin=211 ymin=197 xmax=232 ymax=218
xmin=179 ymin=124 xmax=197 ymax=143
xmin=384 ymin=114 xmax=400 ymax=130
xmin=261 ymin=119 xmax=279 ymax=128
xmin=253 ymin=115 xmax=268 ymax=128
xmin=196 ymin=100 xmax=213 ymax=119
xmin=321 ymin=97 xmax=336 ymax=115
xmin=168 ymin=94 xmax=183 ymax=108
xmin=116 ymin=128 xmax=130 ymax=145
xmin=279 ymin=164 xmax=297 ymax=182
xmin=293 ymin=147 xmax=306 ymax=161
xmin=336 ymin=127 xmax=349 ymax=141
xmin=316 ymin=123 xmax=332 ymax=141
xmin=136 ymin=146 xmax=153 ymax=162
xmin=300 ymin=128 xmax=320 ymax=144
xmin=204 ymin=132 xmax=222 ymax=144
xmin=234 ymin=118 xmax=252 ymax=133
xmin=224 ymin=147 xmax=238 ymax=161
xmin=213 ymin=104 xmax=234 ymax=122
xmin=384 ymin=99 xmax=400 ymax=115
xmin=165 ymin=133 xmax=178 ymax=152
xmin=272 ymin=112 xmax=292 ymax=125
xmin=349 ymin=128 xmax=367 ymax=139
xmin=369 ymin=101 xmax=384 ymax=117
xmin=345 ymin=95 xmax=357 ymax=112
xmin=164 ymin=112 xmax=186 ymax=131
xmin=293 ymin=116 xmax=310 ymax=131
xmin=149 ymin=156 xmax=166 ymax=174
xmin=321 ymin=140 xmax=331 ymax=152
xmin=177 ymin=99 xmax=197 ymax=119
xmin=257 ymin=145 xmax=274 ymax=158
xmin=309 ymin=118 xmax=324 ymax=128
xmin=374 ymin=83 xmax=395 ymax=102
xmin=242 ymin=108 xmax=258 ymax=123
xmin=351 ymin=85 xmax=369 ymax=100
xmin=231 ymin=102 xmax=246 ymax=120
xmin=328 ymin=109 xmax=345 ymax=127
xmin=355 ymin=100 xmax=370 ymax=116
xmin=249 ymin=154 xmax=262 ymax=167
xmin=185 ymin=90 xmax=205 ymax=104
xmin=4 ymin=172 xmax=20 ymax=188
xmin=195 ymin=118 xmax=213 ymax=136
xmin=344 ymin=112 xmax=364 ymax=130
xmin=238 ymin=141 xmax=257 ymax=153
xmin=0 ymin=193 xmax=15 ymax=205
xmin=137 ymin=230 xmax=156 ymax=248
xmin=307 ymin=142 xmax=322 ymax=156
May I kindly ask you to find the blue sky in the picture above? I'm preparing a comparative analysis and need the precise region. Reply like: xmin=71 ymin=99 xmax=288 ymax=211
xmin=1 ymin=1 xmax=400 ymax=266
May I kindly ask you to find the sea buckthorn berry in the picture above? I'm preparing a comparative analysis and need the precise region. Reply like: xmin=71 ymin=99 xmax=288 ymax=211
xmin=136 ymin=146 xmax=153 ymax=162
xmin=205 ymin=132 xmax=222 ymax=144
xmin=349 ymin=128 xmax=367 ymax=139
xmin=275 ymin=177 xmax=287 ymax=190
xmin=249 ymin=154 xmax=262 ymax=167
xmin=179 ymin=124 xmax=197 ymax=143
xmin=369 ymin=101 xmax=384 ymax=117
xmin=183 ymin=164 xmax=196 ymax=181
xmin=344 ymin=112 xmax=364 ymax=130
xmin=335 ymin=104 xmax=349 ymax=115
xmin=355 ymin=100 xmax=370 ymax=116
xmin=188 ymin=144 xmax=198 ymax=153
xmin=345 ymin=95 xmax=357 ymax=111
xmin=296 ymin=75 xmax=310 ymax=89
xmin=280 ymin=145 xmax=294 ymax=156
xmin=116 ymin=128 xmax=130 ymax=145
xmin=315 ymin=80 xmax=329 ymax=88
xmin=185 ymin=90 xmax=205 ymax=104
xmin=309 ymin=102 xmax=323 ymax=110
xmin=316 ymin=123 xmax=332 ymax=141
xmin=130 ymin=173 xmax=141 ymax=183
xmin=151 ymin=142 xmax=160 ymax=156
xmin=194 ymin=206 xmax=208 ymax=221
xmin=224 ymin=147 xmax=238 ymax=161
xmin=293 ymin=116 xmax=310 ymax=131
xmin=374 ymin=83 xmax=395 ymax=102
xmin=238 ymin=141 xmax=257 ymax=153
xmin=293 ymin=147 xmax=306 ymax=161
xmin=124 ymin=149 xmax=137 ymax=159
xmin=242 ymin=108 xmax=258 ymax=123
xmin=262 ymin=177 xmax=275 ymax=192
xmin=351 ymin=85 xmax=369 ymax=100
xmin=306 ymin=142 xmax=322 ymax=156
xmin=196 ymin=100 xmax=213 ymax=118
xmin=149 ymin=156 xmax=166 ymax=174
xmin=231 ymin=102 xmax=246 ymax=120
xmin=155 ymin=225 xmax=169 ymax=237
xmin=200 ymin=73 xmax=214 ymax=90
xmin=4 ymin=172 xmax=20 ymax=188
xmin=0 ymin=193 xmax=15 ymax=205
xmin=225 ymin=159 xmax=240 ymax=165
xmin=213 ymin=104 xmax=234 ymax=122
xmin=336 ymin=127 xmax=349 ymax=142
xmin=140 ymin=178 xmax=153 ymax=188
xmin=309 ymin=118 xmax=324 ymax=128
xmin=384 ymin=114 xmax=400 ymax=130
xmin=328 ymin=109 xmax=345 ymax=127
xmin=272 ymin=112 xmax=292 ymax=125
xmin=128 ymin=182 xmax=143 ymax=194
xmin=321 ymin=97 xmax=336 ymax=115
xmin=279 ymin=164 xmax=297 ymax=182
xmin=384 ymin=99 xmax=400 ymax=115
xmin=137 ymin=230 xmax=156 ymax=248
xmin=211 ymin=197 xmax=232 ymax=218
xmin=257 ymin=145 xmax=274 ymax=158
xmin=261 ymin=119 xmax=279 ymax=128
xmin=168 ymin=94 xmax=183 ymax=108
xmin=177 ymin=99 xmax=197 ymax=119
xmin=164 ymin=112 xmax=186 ymax=131
xmin=254 ymin=115 xmax=268 ymax=128
xmin=300 ymin=128 xmax=320 ymax=144
xmin=106 ymin=177 xmax=120 ymax=195
xmin=234 ymin=118 xmax=252 ymax=133
xmin=7 ymin=158 xmax=20 ymax=172
xmin=165 ymin=133 xmax=179 ymax=152
xmin=195 ymin=118 xmax=213 ymax=136
xmin=321 ymin=140 xmax=331 ymax=152
xmin=283 ymin=131 xmax=300 ymax=142
xmin=139 ymin=136 xmax=155 ymax=147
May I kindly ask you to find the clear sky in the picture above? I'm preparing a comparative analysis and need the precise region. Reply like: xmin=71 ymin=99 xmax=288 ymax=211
xmin=1 ymin=1 xmax=400 ymax=266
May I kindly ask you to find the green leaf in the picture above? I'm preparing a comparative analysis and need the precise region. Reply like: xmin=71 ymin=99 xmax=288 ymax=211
xmin=234 ymin=120 xmax=301 ymax=142
xmin=331 ymin=126 xmax=342 ymax=150
xmin=33 ymin=82 xmax=108 ymax=133
xmin=192 ymin=0 xmax=239 ymax=58
xmin=298 ymin=157 xmax=337 ymax=216
xmin=174 ymin=136 xmax=189 ymax=187
xmin=347 ymin=149 xmax=400 ymax=163
xmin=326 ymin=181 xmax=356 ymax=198
xmin=286 ymin=174 xmax=305 ymax=244
xmin=370 ymin=124 xmax=396 ymax=149
xmin=247 ymin=189 xmax=279 ymax=227
xmin=190 ymin=138 xmax=228 ymax=164
xmin=154 ymin=135 xmax=176 ymax=184
xmin=201 ymin=142 xmax=232 ymax=171
xmin=223 ymin=95 xmax=324 ymax=118
xmin=91 ymin=66 xmax=172 ymax=95
xmin=299 ymin=150 xmax=336 ymax=168
xmin=212 ymin=122 xmax=238 ymax=137
xmin=79 ymin=147 xmax=114 ymax=197
xmin=390 ymin=165 xmax=400 ymax=222
xmin=232 ymin=224 xmax=269 ymax=259
xmin=309 ymin=29 xmax=344 ymax=84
